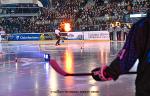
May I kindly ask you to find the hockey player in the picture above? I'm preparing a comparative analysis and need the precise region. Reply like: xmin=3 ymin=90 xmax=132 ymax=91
xmin=91 ymin=13 xmax=150 ymax=96
xmin=116 ymin=23 xmax=121 ymax=41
xmin=55 ymin=28 xmax=61 ymax=46
xmin=108 ymin=25 xmax=114 ymax=41
xmin=122 ymin=25 xmax=129 ymax=41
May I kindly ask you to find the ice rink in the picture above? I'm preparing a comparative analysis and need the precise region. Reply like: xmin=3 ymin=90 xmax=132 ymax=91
xmin=0 ymin=40 xmax=137 ymax=96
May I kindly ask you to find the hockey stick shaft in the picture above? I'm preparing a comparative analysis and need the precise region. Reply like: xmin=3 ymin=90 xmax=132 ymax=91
xmin=49 ymin=59 xmax=137 ymax=76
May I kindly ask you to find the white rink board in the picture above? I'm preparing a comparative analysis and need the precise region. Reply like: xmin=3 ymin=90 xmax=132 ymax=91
xmin=84 ymin=31 xmax=109 ymax=40
xmin=67 ymin=32 xmax=83 ymax=40
xmin=61 ymin=31 xmax=110 ymax=40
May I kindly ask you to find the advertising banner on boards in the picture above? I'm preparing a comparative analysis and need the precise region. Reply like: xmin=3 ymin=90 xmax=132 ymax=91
xmin=8 ymin=33 xmax=55 ymax=41
xmin=61 ymin=31 xmax=109 ymax=40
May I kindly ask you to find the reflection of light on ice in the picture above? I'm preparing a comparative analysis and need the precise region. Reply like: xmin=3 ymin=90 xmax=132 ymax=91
xmin=99 ymin=42 xmax=110 ymax=65
xmin=0 ymin=35 xmax=1 ymax=42
xmin=89 ymin=86 xmax=100 ymax=96
xmin=100 ymin=49 xmax=109 ymax=65
xmin=45 ymin=62 xmax=49 ymax=73
xmin=0 ymin=43 xmax=2 ymax=59
xmin=15 ymin=62 xmax=18 ymax=70
xmin=0 ymin=43 xmax=2 ymax=52
xmin=130 ymin=59 xmax=138 ymax=72
xmin=49 ymin=65 xmax=58 ymax=91
xmin=64 ymin=48 xmax=75 ymax=87
xmin=64 ymin=48 xmax=74 ymax=73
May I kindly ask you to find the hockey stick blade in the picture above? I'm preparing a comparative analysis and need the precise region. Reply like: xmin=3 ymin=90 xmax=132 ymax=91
xmin=49 ymin=59 xmax=136 ymax=76
xmin=49 ymin=59 xmax=91 ymax=76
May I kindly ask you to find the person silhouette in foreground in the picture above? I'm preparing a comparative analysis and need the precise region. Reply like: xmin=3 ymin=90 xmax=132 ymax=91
xmin=92 ymin=12 xmax=150 ymax=96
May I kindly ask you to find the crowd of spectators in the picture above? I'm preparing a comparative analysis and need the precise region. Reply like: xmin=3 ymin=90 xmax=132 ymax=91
xmin=0 ymin=0 xmax=149 ymax=33
xmin=52 ymin=0 xmax=149 ymax=31
xmin=0 ymin=16 xmax=51 ymax=33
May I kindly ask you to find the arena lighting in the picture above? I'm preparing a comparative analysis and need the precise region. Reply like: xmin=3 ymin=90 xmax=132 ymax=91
xmin=110 ymin=23 xmax=115 ymax=27
xmin=115 ymin=22 xmax=121 ymax=26
xmin=64 ymin=23 xmax=71 ymax=32
xmin=130 ymin=14 xmax=147 ymax=18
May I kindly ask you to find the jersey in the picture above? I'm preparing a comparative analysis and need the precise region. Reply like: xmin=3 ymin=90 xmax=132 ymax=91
xmin=55 ymin=29 xmax=60 ymax=36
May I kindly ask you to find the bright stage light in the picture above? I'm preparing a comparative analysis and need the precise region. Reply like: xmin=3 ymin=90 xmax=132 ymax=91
xmin=64 ymin=23 xmax=71 ymax=32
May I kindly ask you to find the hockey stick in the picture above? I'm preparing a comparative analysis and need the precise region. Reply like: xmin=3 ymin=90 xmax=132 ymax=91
xmin=49 ymin=59 xmax=137 ymax=76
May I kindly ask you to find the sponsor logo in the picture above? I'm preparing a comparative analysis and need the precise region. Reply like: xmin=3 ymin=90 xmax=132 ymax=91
xmin=20 ymin=36 xmax=39 ymax=39
xmin=88 ymin=33 xmax=109 ymax=39
xmin=16 ymin=36 xmax=20 ymax=40
xmin=68 ymin=34 xmax=74 ymax=37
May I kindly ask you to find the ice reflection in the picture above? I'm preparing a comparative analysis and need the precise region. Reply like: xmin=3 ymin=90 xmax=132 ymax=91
xmin=88 ymin=86 xmax=100 ymax=96
xmin=64 ymin=48 xmax=74 ymax=73
xmin=99 ymin=50 xmax=108 ymax=65
xmin=64 ymin=48 xmax=74 ymax=89
xmin=44 ymin=62 xmax=50 ymax=74
xmin=0 ymin=43 xmax=3 ymax=60
xmin=49 ymin=65 xmax=58 ymax=90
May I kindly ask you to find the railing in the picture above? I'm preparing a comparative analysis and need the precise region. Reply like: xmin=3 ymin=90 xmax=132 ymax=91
xmin=0 ymin=13 xmax=40 ymax=17
xmin=0 ymin=7 xmax=41 ymax=17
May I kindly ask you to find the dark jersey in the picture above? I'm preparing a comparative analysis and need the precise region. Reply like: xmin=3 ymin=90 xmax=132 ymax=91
xmin=109 ymin=15 xmax=150 ymax=96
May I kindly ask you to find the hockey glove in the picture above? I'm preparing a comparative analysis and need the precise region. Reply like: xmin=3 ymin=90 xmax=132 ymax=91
xmin=91 ymin=65 xmax=119 ymax=81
